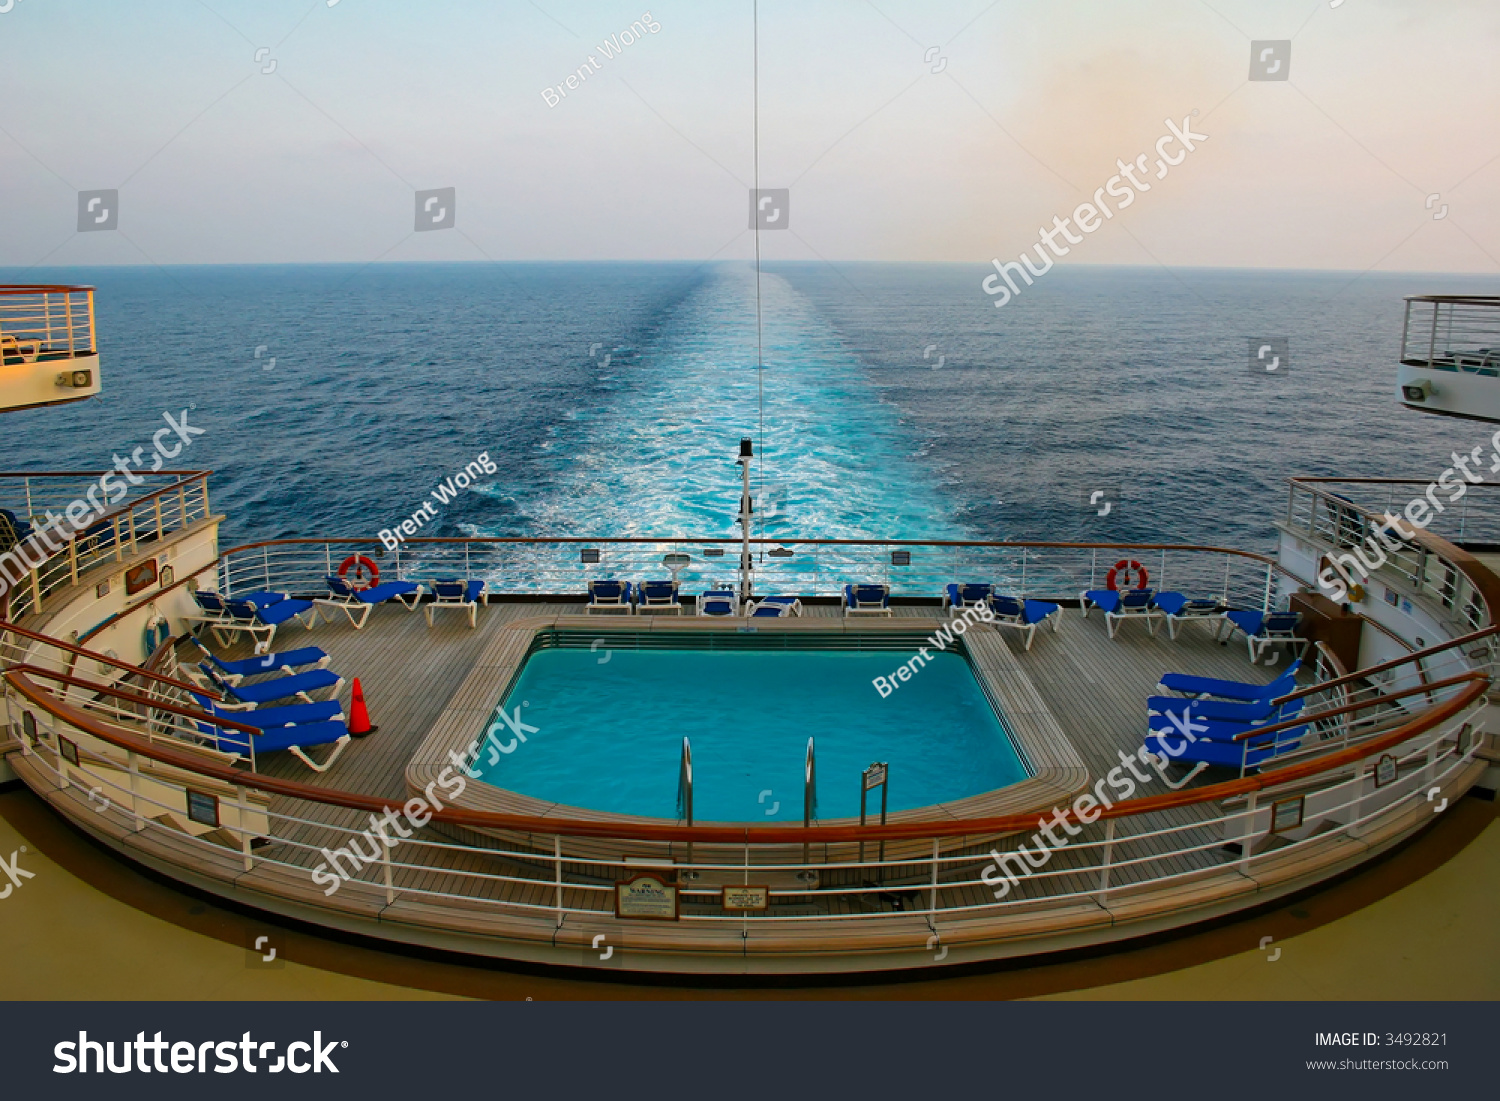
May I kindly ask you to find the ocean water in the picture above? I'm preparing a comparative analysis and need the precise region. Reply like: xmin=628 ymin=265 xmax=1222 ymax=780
xmin=2 ymin=262 xmax=1496 ymax=553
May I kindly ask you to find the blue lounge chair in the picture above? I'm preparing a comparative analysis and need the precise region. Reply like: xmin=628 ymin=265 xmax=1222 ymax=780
xmin=224 ymin=595 xmax=316 ymax=650
xmin=1148 ymin=698 xmax=1306 ymax=742
xmin=1152 ymin=592 xmax=1225 ymax=640
xmin=638 ymin=580 xmax=684 ymax=615
xmin=185 ymin=589 xmax=237 ymax=628
xmin=0 ymin=508 xmax=34 ymax=552
xmin=986 ymin=595 xmax=1061 ymax=651
xmin=585 ymin=579 xmax=634 ymax=615
xmin=698 ymin=589 xmax=739 ymax=616
xmin=1157 ymin=660 xmax=1301 ymax=701
xmin=425 ymin=578 xmax=485 ymax=628
xmin=190 ymin=693 xmax=343 ymax=728
xmin=1108 ymin=588 xmax=1161 ymax=638
xmin=1143 ymin=723 xmax=1307 ymax=772
xmin=944 ymin=583 xmax=993 ymax=616
xmin=1147 ymin=694 xmax=1277 ymax=724
xmin=194 ymin=662 xmax=343 ymax=708
xmin=187 ymin=692 xmax=350 ymax=771
xmin=185 ymin=636 xmax=330 ymax=684
xmin=844 ymin=583 xmax=892 ymax=617
xmin=189 ymin=591 xmax=315 ymax=653
xmin=1220 ymin=609 xmax=1309 ymax=663
xmin=750 ymin=595 xmax=802 ymax=617
xmin=315 ymin=574 xmax=422 ymax=629
xmin=1080 ymin=589 xmax=1120 ymax=616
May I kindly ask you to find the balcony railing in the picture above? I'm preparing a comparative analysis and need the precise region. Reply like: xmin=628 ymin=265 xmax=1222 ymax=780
xmin=0 ymin=285 xmax=96 ymax=364
xmin=1401 ymin=295 xmax=1500 ymax=375
xmin=0 ymin=471 xmax=214 ymax=622
xmin=1286 ymin=477 xmax=1497 ymax=637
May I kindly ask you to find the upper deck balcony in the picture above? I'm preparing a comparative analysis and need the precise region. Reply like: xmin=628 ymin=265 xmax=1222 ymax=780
xmin=1398 ymin=295 xmax=1500 ymax=421
xmin=0 ymin=285 xmax=100 ymax=412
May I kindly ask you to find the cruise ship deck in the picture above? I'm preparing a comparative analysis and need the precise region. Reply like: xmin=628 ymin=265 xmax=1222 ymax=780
xmin=3 ymin=459 xmax=1496 ymax=976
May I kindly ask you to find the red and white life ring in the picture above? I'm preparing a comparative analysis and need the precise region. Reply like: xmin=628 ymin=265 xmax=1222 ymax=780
xmin=338 ymin=554 xmax=380 ymax=590
xmin=1106 ymin=559 xmax=1149 ymax=591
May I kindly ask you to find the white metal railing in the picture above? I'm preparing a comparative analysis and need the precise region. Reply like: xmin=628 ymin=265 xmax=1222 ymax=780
xmin=7 ymin=678 xmax=1483 ymax=931
xmin=0 ymin=471 xmax=212 ymax=622
xmin=1287 ymin=478 xmax=1491 ymax=635
xmin=212 ymin=537 xmax=1284 ymax=606
xmin=0 ymin=285 xmax=95 ymax=363
xmin=1402 ymin=295 xmax=1500 ymax=375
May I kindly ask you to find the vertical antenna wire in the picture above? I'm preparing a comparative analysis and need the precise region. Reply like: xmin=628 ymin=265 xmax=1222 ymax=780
xmin=752 ymin=0 xmax=765 ymax=554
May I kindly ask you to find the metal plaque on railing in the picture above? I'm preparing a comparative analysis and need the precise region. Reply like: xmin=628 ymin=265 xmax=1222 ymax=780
xmin=614 ymin=873 xmax=679 ymax=921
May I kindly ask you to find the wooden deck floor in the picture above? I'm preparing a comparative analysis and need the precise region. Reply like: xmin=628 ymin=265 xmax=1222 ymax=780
xmin=193 ymin=600 xmax=1289 ymax=922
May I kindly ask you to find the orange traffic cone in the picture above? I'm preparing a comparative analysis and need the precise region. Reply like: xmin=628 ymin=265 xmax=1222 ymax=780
xmin=348 ymin=677 xmax=378 ymax=738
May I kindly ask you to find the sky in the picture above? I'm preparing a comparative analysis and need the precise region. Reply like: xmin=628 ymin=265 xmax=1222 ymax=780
xmin=0 ymin=0 xmax=1496 ymax=271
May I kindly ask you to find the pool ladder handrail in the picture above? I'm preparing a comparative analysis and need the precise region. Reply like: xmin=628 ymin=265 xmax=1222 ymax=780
xmin=803 ymin=736 xmax=816 ymax=863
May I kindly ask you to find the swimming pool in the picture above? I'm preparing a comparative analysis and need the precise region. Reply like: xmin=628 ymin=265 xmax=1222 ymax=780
xmin=470 ymin=646 xmax=1027 ymax=821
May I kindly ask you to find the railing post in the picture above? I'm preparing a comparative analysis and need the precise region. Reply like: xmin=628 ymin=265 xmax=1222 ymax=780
xmin=128 ymin=749 xmax=144 ymax=831
xmin=382 ymin=842 xmax=395 ymax=904
xmin=68 ymin=540 xmax=78 ymax=587
xmin=236 ymin=785 xmax=253 ymax=871
xmin=1097 ymin=817 xmax=1115 ymax=899
xmin=553 ymin=835 xmax=564 ymax=928
xmin=928 ymin=837 xmax=939 ymax=915
xmin=1428 ymin=303 xmax=1438 ymax=366
xmin=1238 ymin=793 xmax=1258 ymax=872
xmin=154 ymin=497 xmax=164 ymax=540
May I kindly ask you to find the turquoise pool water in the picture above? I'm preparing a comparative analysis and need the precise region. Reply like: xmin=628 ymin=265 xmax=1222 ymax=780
xmin=471 ymin=647 xmax=1026 ymax=821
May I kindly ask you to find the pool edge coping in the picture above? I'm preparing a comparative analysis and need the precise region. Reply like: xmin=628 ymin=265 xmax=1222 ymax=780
xmin=403 ymin=613 xmax=1089 ymax=831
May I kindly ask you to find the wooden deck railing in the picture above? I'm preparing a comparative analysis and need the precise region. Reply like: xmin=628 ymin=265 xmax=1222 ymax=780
xmin=2 ymin=652 xmax=1485 ymax=944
